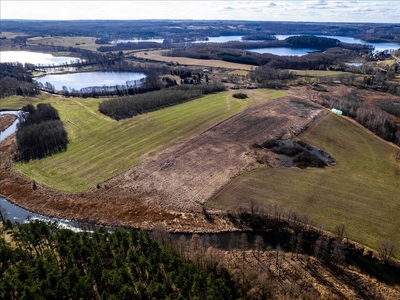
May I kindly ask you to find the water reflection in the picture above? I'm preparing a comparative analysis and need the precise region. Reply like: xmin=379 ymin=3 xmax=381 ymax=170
xmin=0 ymin=51 xmax=83 ymax=66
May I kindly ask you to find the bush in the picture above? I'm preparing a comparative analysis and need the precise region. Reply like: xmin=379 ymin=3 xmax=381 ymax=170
xmin=260 ymin=139 xmax=279 ymax=149
xmin=273 ymin=145 xmax=304 ymax=157
xmin=232 ymin=93 xmax=248 ymax=99
xmin=293 ymin=151 xmax=327 ymax=168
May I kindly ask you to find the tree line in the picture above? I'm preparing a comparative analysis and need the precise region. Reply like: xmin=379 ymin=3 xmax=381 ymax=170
xmin=323 ymin=90 xmax=400 ymax=145
xmin=99 ymin=82 xmax=226 ymax=120
xmin=0 ymin=63 xmax=39 ymax=98
xmin=15 ymin=103 xmax=68 ymax=161
xmin=2 ymin=20 xmax=399 ymax=44
xmin=169 ymin=45 xmax=360 ymax=70
xmin=1 ymin=199 xmax=398 ymax=299
xmin=249 ymin=65 xmax=296 ymax=88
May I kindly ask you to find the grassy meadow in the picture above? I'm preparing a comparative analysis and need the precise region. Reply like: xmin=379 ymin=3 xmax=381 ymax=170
xmin=1 ymin=89 xmax=285 ymax=191
xmin=208 ymin=113 xmax=400 ymax=254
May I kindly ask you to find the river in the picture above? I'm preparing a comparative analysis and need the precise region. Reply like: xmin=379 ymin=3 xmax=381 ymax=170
xmin=0 ymin=111 xmax=21 ymax=142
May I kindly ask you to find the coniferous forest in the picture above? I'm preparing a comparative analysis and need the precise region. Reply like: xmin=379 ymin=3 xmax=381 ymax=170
xmin=0 ymin=221 xmax=232 ymax=300
xmin=99 ymin=82 xmax=226 ymax=120
xmin=16 ymin=104 xmax=68 ymax=161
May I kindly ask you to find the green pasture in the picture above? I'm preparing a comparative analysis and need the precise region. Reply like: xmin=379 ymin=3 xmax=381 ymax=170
xmin=2 ymin=89 xmax=285 ymax=192
xmin=208 ymin=113 xmax=400 ymax=255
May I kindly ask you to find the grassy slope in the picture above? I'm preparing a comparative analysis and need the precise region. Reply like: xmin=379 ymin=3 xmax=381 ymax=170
xmin=2 ymin=89 xmax=285 ymax=191
xmin=208 ymin=113 xmax=400 ymax=253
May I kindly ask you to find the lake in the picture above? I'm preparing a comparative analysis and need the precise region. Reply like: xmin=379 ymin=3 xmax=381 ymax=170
xmin=36 ymin=71 xmax=146 ymax=91
xmin=111 ymin=38 xmax=165 ymax=44
xmin=194 ymin=35 xmax=244 ymax=43
xmin=0 ymin=51 xmax=83 ymax=66
xmin=275 ymin=35 xmax=400 ymax=52
xmin=246 ymin=47 xmax=319 ymax=56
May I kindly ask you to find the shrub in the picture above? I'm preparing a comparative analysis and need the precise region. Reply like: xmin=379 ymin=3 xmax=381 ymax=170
xmin=232 ymin=93 xmax=248 ymax=99
xmin=293 ymin=151 xmax=327 ymax=168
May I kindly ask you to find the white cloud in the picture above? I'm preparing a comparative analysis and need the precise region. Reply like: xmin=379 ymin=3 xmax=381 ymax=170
xmin=0 ymin=0 xmax=399 ymax=23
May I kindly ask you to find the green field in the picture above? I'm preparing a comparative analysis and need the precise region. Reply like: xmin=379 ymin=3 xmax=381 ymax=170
xmin=2 ymin=89 xmax=285 ymax=191
xmin=208 ymin=113 xmax=400 ymax=254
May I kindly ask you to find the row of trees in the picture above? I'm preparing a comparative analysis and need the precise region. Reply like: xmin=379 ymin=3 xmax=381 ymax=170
xmin=169 ymin=45 xmax=359 ymax=70
xmin=0 ymin=220 xmax=233 ymax=300
xmin=99 ymin=82 xmax=226 ymax=120
xmin=249 ymin=65 xmax=296 ymax=87
xmin=324 ymin=90 xmax=400 ymax=145
xmin=0 ymin=63 xmax=39 ymax=98
xmin=15 ymin=104 xmax=68 ymax=161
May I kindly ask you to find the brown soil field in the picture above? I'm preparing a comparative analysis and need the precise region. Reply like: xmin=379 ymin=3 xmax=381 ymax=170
xmin=0 ymin=114 xmax=16 ymax=132
xmin=104 ymin=96 xmax=323 ymax=212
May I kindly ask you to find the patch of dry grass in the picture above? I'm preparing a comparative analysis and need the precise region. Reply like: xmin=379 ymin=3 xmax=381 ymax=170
xmin=208 ymin=113 xmax=400 ymax=255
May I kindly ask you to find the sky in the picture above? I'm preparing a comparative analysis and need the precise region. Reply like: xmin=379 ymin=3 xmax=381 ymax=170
xmin=1 ymin=0 xmax=399 ymax=23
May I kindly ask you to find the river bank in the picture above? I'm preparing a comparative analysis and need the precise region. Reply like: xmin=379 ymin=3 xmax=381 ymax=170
xmin=0 ymin=113 xmax=16 ymax=132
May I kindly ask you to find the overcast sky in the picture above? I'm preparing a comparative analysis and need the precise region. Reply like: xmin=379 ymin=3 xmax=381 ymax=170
xmin=1 ymin=1 xmax=399 ymax=23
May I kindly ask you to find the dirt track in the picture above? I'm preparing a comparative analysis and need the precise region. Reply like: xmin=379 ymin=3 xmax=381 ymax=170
xmin=104 ymin=96 xmax=323 ymax=212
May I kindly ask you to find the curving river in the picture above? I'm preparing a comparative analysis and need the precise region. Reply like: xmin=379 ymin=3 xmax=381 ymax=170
xmin=0 ymin=110 xmax=21 ymax=142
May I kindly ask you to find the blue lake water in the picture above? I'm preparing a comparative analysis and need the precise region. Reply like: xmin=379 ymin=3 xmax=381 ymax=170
xmin=275 ymin=35 xmax=400 ymax=52
xmin=0 ymin=51 xmax=83 ymax=66
xmin=194 ymin=35 xmax=244 ymax=43
xmin=246 ymin=47 xmax=319 ymax=56
xmin=36 ymin=71 xmax=146 ymax=91
xmin=111 ymin=38 xmax=165 ymax=44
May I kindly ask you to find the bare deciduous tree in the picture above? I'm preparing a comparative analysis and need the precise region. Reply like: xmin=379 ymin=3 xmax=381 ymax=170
xmin=377 ymin=240 xmax=397 ymax=264
xmin=334 ymin=223 xmax=346 ymax=239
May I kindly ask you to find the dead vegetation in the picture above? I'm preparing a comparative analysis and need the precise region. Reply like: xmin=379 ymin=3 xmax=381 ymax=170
xmin=104 ymin=96 xmax=323 ymax=212
xmin=0 ymin=114 xmax=16 ymax=132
